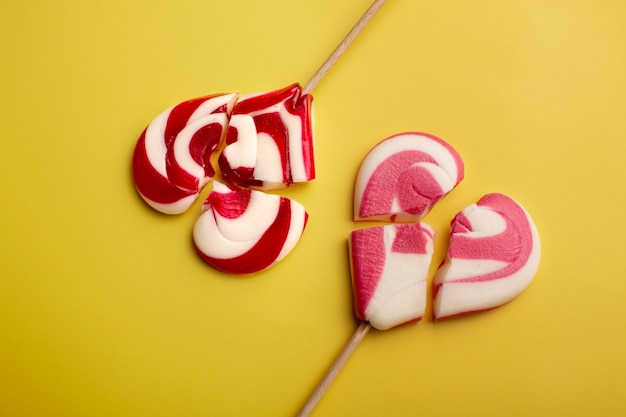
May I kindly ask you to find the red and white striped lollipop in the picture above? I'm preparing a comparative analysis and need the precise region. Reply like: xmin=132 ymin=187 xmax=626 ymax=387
xmin=192 ymin=181 xmax=308 ymax=275
xmin=354 ymin=132 xmax=464 ymax=222
xmin=350 ymin=223 xmax=435 ymax=330
xmin=132 ymin=83 xmax=315 ymax=216
xmin=132 ymin=84 xmax=314 ymax=214
xmin=133 ymin=0 xmax=386 ymax=279
xmin=219 ymin=83 xmax=314 ymax=190
xmin=132 ymin=93 xmax=236 ymax=214
xmin=433 ymin=193 xmax=541 ymax=320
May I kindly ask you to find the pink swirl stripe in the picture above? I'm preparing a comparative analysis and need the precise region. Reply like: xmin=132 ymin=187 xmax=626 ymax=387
xmin=433 ymin=193 xmax=541 ymax=320
xmin=355 ymin=132 xmax=464 ymax=222
xmin=350 ymin=223 xmax=435 ymax=330
xmin=351 ymin=226 xmax=385 ymax=320
xmin=360 ymin=150 xmax=440 ymax=219
xmin=440 ymin=193 xmax=534 ymax=284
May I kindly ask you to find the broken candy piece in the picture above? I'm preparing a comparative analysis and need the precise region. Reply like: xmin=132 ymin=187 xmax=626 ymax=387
xmin=218 ymin=83 xmax=314 ymax=190
xmin=193 ymin=181 xmax=308 ymax=274
xmin=132 ymin=93 xmax=237 ymax=214
xmin=433 ymin=193 xmax=541 ymax=321
xmin=354 ymin=132 xmax=464 ymax=222
xmin=349 ymin=223 xmax=435 ymax=330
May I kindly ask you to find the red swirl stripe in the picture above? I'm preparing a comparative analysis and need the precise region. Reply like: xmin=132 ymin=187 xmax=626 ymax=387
xmin=132 ymin=131 xmax=196 ymax=205
xmin=193 ymin=182 xmax=308 ymax=275
xmin=219 ymin=83 xmax=314 ymax=189
xmin=131 ymin=94 xmax=235 ymax=213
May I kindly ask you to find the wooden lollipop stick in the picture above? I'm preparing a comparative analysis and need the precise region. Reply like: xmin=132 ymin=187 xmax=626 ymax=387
xmin=296 ymin=2 xmax=384 ymax=415
xmin=297 ymin=321 xmax=372 ymax=417
xmin=302 ymin=0 xmax=387 ymax=95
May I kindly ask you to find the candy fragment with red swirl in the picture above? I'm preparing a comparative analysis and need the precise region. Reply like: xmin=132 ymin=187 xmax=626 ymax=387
xmin=219 ymin=83 xmax=314 ymax=190
xmin=193 ymin=181 xmax=308 ymax=275
xmin=354 ymin=132 xmax=464 ymax=222
xmin=349 ymin=223 xmax=435 ymax=330
xmin=132 ymin=93 xmax=237 ymax=214
xmin=433 ymin=193 xmax=541 ymax=320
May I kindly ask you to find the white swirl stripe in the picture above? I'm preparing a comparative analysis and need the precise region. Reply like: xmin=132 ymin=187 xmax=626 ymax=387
xmin=193 ymin=181 xmax=308 ymax=274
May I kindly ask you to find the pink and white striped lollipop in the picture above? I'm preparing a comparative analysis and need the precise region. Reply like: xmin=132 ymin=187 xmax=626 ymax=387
xmin=354 ymin=132 xmax=464 ymax=222
xmin=219 ymin=83 xmax=314 ymax=190
xmin=349 ymin=223 xmax=435 ymax=330
xmin=433 ymin=193 xmax=541 ymax=321
xmin=132 ymin=93 xmax=237 ymax=214
xmin=193 ymin=181 xmax=308 ymax=275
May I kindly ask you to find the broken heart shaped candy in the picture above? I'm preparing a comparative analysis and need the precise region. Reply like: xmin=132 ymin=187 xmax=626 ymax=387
xmin=132 ymin=84 xmax=314 ymax=273
xmin=349 ymin=132 xmax=542 ymax=326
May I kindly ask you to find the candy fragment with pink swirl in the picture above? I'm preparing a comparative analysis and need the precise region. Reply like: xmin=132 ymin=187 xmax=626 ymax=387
xmin=219 ymin=83 xmax=314 ymax=190
xmin=132 ymin=93 xmax=237 ymax=214
xmin=433 ymin=193 xmax=541 ymax=321
xmin=349 ymin=223 xmax=435 ymax=330
xmin=354 ymin=132 xmax=464 ymax=222
xmin=193 ymin=181 xmax=308 ymax=275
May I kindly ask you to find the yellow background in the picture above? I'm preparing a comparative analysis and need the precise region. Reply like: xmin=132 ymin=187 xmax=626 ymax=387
xmin=2 ymin=0 xmax=625 ymax=416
